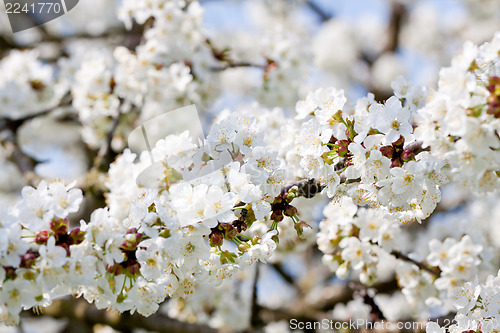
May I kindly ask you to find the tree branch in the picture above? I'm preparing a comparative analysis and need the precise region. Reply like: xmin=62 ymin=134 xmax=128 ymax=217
xmin=210 ymin=61 xmax=266 ymax=72
xmin=93 ymin=109 xmax=123 ymax=171
xmin=1 ymin=128 xmax=40 ymax=186
xmin=383 ymin=3 xmax=407 ymax=54
xmin=23 ymin=298 xmax=217 ymax=333
xmin=271 ymin=263 xmax=302 ymax=294
xmin=305 ymin=0 xmax=332 ymax=23
xmin=391 ymin=250 xmax=441 ymax=277
xmin=0 ymin=93 xmax=72 ymax=134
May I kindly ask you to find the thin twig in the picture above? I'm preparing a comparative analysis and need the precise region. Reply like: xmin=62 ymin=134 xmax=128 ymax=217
xmin=391 ymin=250 xmax=441 ymax=277
xmin=210 ymin=61 xmax=266 ymax=72
xmin=271 ymin=263 xmax=302 ymax=294
xmin=383 ymin=3 xmax=407 ymax=54
xmin=93 ymin=110 xmax=123 ymax=171
xmin=305 ymin=0 xmax=331 ymax=22
xmin=0 ymin=93 xmax=73 ymax=134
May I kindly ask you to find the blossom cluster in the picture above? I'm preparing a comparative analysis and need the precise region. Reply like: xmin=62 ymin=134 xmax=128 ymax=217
xmin=415 ymin=32 xmax=500 ymax=193
xmin=59 ymin=0 xmax=220 ymax=150
xmin=0 ymin=50 xmax=65 ymax=120
xmin=0 ymin=110 xmax=309 ymax=325
xmin=427 ymin=270 xmax=500 ymax=333
xmin=293 ymin=84 xmax=446 ymax=223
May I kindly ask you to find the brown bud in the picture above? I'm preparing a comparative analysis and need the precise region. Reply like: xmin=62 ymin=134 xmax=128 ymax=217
xmin=106 ymin=263 xmax=124 ymax=275
xmin=4 ymin=266 xmax=17 ymax=280
xmin=380 ymin=145 xmax=395 ymax=159
xmin=35 ymin=230 xmax=52 ymax=245
xmin=209 ymin=229 xmax=224 ymax=247
xmin=401 ymin=149 xmax=416 ymax=162
xmin=284 ymin=205 xmax=298 ymax=217
xmin=69 ymin=228 xmax=85 ymax=245
xmin=392 ymin=136 xmax=405 ymax=148
xmin=391 ymin=159 xmax=403 ymax=168
xmin=50 ymin=218 xmax=68 ymax=235
xmin=271 ymin=210 xmax=284 ymax=222
xmin=20 ymin=252 xmax=38 ymax=268
xmin=233 ymin=220 xmax=247 ymax=233
xmin=127 ymin=262 xmax=141 ymax=276
xmin=225 ymin=226 xmax=237 ymax=240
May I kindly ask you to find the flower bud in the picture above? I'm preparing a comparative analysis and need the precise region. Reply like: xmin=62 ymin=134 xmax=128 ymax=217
xmin=332 ymin=110 xmax=343 ymax=123
xmin=391 ymin=159 xmax=403 ymax=168
xmin=225 ymin=226 xmax=237 ymax=240
xmin=335 ymin=140 xmax=349 ymax=157
xmin=69 ymin=228 xmax=85 ymax=245
xmin=125 ymin=233 xmax=137 ymax=243
xmin=50 ymin=218 xmax=68 ymax=235
xmin=488 ymin=76 xmax=500 ymax=92
xmin=271 ymin=210 xmax=284 ymax=222
xmin=106 ymin=263 xmax=123 ymax=275
xmin=487 ymin=97 xmax=500 ymax=118
xmin=466 ymin=106 xmax=482 ymax=117
xmin=401 ymin=148 xmax=416 ymax=162
xmin=344 ymin=159 xmax=353 ymax=167
xmin=392 ymin=136 xmax=405 ymax=148
xmin=116 ymin=293 xmax=127 ymax=304
xmin=20 ymin=252 xmax=38 ymax=268
xmin=35 ymin=230 xmax=52 ymax=245
xmin=4 ymin=266 xmax=16 ymax=280
xmin=233 ymin=220 xmax=247 ymax=233
xmin=126 ymin=228 xmax=138 ymax=235
xmin=283 ymin=205 xmax=298 ymax=217
xmin=379 ymin=145 xmax=395 ymax=159
xmin=127 ymin=261 xmax=141 ymax=276
xmin=284 ymin=187 xmax=298 ymax=202
xmin=294 ymin=221 xmax=312 ymax=240
xmin=345 ymin=128 xmax=355 ymax=142
xmin=219 ymin=223 xmax=237 ymax=239
xmin=238 ymin=242 xmax=251 ymax=253
xmin=273 ymin=195 xmax=283 ymax=205
xmin=30 ymin=79 xmax=45 ymax=91
xmin=209 ymin=229 xmax=224 ymax=247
